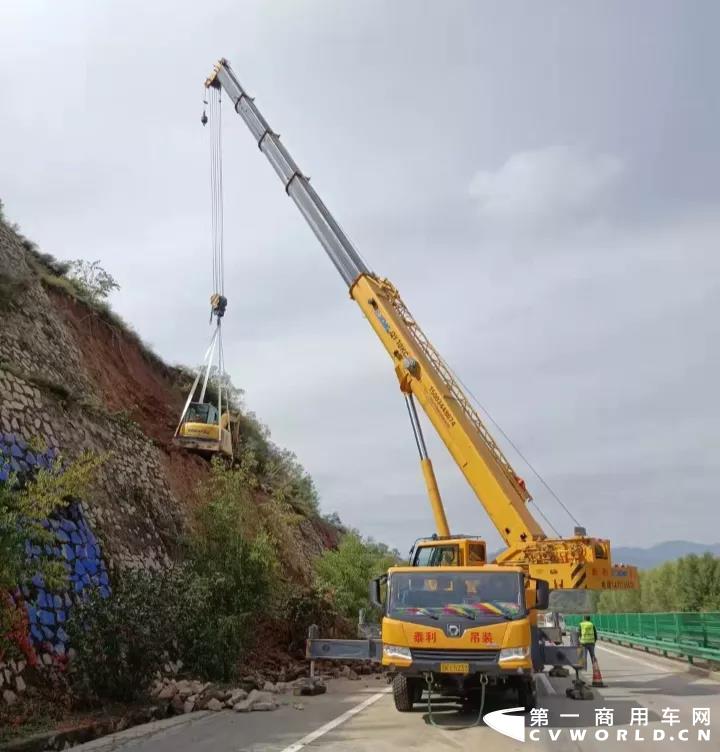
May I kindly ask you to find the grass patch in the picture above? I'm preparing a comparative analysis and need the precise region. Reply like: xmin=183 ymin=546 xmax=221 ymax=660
xmin=0 ymin=271 xmax=30 ymax=311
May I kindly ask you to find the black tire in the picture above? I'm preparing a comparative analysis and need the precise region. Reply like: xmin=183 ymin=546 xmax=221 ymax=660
xmin=518 ymin=678 xmax=538 ymax=712
xmin=392 ymin=674 xmax=417 ymax=712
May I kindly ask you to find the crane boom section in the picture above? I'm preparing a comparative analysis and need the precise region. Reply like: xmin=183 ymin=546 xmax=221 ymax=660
xmin=207 ymin=60 xmax=369 ymax=286
xmin=351 ymin=275 xmax=544 ymax=546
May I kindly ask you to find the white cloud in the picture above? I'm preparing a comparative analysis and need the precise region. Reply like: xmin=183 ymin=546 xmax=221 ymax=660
xmin=469 ymin=145 xmax=624 ymax=222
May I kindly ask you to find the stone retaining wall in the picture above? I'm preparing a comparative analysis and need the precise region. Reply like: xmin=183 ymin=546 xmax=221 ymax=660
xmin=1 ymin=220 xmax=191 ymax=704
xmin=0 ymin=366 xmax=184 ymax=571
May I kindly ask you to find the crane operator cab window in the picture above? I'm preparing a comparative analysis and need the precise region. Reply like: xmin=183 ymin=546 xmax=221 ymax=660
xmin=467 ymin=542 xmax=486 ymax=565
xmin=185 ymin=402 xmax=219 ymax=425
xmin=412 ymin=545 xmax=462 ymax=567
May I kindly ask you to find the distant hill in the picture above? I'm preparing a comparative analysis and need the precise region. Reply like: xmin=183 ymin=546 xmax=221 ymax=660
xmin=611 ymin=541 xmax=720 ymax=569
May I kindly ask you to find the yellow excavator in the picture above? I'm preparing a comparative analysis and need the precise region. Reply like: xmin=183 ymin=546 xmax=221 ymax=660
xmin=174 ymin=401 xmax=233 ymax=457
xmin=204 ymin=59 xmax=638 ymax=712
xmin=173 ymin=305 xmax=234 ymax=458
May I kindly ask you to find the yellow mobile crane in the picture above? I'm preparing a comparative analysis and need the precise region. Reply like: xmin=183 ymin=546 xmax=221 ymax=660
xmin=204 ymin=59 xmax=638 ymax=712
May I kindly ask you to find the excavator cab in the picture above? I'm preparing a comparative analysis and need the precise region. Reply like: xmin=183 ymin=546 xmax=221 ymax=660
xmin=174 ymin=401 xmax=233 ymax=457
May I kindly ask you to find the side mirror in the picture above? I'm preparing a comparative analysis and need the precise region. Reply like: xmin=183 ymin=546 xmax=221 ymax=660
xmin=369 ymin=574 xmax=386 ymax=609
xmin=534 ymin=579 xmax=550 ymax=610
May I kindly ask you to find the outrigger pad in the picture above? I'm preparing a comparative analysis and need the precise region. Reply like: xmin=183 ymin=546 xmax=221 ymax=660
xmin=293 ymin=678 xmax=327 ymax=696
xmin=548 ymin=666 xmax=570 ymax=677
xmin=566 ymin=681 xmax=595 ymax=700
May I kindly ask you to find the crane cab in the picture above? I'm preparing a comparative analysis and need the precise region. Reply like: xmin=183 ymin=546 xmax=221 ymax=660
xmin=410 ymin=536 xmax=487 ymax=567
xmin=173 ymin=401 xmax=233 ymax=457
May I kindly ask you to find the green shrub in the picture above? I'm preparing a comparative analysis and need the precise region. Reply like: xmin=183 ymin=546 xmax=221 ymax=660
xmin=183 ymin=490 xmax=277 ymax=680
xmin=68 ymin=461 xmax=283 ymax=699
xmin=264 ymin=447 xmax=319 ymax=516
xmin=314 ymin=532 xmax=399 ymax=619
xmin=595 ymin=552 xmax=720 ymax=614
xmin=66 ymin=260 xmax=120 ymax=303
xmin=278 ymin=584 xmax=339 ymax=651
xmin=67 ymin=569 xmax=183 ymax=702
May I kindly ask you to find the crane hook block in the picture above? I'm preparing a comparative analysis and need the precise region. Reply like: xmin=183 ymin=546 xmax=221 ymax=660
xmin=201 ymin=110 xmax=208 ymax=126
xmin=210 ymin=293 xmax=228 ymax=318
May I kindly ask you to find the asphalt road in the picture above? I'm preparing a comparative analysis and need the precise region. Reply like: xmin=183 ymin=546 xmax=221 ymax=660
xmin=72 ymin=642 xmax=718 ymax=751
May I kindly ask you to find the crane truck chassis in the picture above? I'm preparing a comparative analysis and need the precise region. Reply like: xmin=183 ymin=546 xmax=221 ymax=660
xmin=306 ymin=551 xmax=584 ymax=712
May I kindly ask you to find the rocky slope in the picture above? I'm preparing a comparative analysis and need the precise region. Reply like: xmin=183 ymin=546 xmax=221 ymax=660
xmin=0 ymin=218 xmax=339 ymax=585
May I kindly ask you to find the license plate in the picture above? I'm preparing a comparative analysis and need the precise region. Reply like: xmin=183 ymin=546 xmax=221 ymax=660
xmin=440 ymin=662 xmax=470 ymax=674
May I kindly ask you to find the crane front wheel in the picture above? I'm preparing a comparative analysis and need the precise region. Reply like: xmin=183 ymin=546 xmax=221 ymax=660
xmin=392 ymin=674 xmax=421 ymax=712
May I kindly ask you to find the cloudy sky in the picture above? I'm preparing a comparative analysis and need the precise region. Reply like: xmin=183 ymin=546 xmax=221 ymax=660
xmin=1 ymin=1 xmax=718 ymax=552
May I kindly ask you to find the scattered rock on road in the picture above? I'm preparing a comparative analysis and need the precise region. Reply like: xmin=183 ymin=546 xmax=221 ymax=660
xmin=293 ymin=677 xmax=327 ymax=696
xmin=149 ymin=673 xmax=323 ymax=716
xmin=253 ymin=702 xmax=276 ymax=711
xmin=233 ymin=689 xmax=278 ymax=712
xmin=225 ymin=688 xmax=248 ymax=707
xmin=157 ymin=682 xmax=177 ymax=700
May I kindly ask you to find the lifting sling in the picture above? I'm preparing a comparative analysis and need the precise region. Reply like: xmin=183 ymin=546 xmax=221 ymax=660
xmin=174 ymin=83 xmax=232 ymax=455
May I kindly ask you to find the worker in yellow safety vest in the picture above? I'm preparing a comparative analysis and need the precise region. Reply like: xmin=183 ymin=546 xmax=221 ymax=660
xmin=579 ymin=615 xmax=598 ymax=667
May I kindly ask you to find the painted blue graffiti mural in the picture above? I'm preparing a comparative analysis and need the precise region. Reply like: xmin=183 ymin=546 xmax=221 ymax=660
xmin=1 ymin=432 xmax=110 ymax=658
xmin=0 ymin=431 xmax=56 ymax=479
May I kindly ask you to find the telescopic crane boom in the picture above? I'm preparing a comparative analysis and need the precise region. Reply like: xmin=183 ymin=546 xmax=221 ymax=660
xmin=205 ymin=59 xmax=637 ymax=592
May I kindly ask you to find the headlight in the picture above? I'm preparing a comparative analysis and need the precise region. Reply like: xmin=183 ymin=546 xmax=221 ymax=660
xmin=383 ymin=644 xmax=412 ymax=661
xmin=498 ymin=647 xmax=529 ymax=662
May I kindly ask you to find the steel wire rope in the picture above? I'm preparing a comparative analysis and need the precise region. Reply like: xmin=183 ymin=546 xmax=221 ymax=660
xmin=216 ymin=87 xmax=225 ymax=297
xmin=209 ymin=86 xmax=225 ymax=298
xmin=205 ymin=86 xmax=227 ymax=420
xmin=445 ymin=363 xmax=582 ymax=534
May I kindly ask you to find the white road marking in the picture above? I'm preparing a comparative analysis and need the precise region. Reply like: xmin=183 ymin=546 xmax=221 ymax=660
xmin=536 ymin=672 xmax=557 ymax=695
xmin=279 ymin=688 xmax=391 ymax=752
xmin=596 ymin=643 xmax=674 ymax=673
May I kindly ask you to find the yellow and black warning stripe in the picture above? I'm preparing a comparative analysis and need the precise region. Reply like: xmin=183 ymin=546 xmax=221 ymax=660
xmin=570 ymin=563 xmax=587 ymax=589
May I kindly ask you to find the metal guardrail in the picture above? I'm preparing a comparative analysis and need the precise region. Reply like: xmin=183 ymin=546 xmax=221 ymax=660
xmin=565 ymin=612 xmax=720 ymax=664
